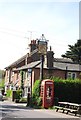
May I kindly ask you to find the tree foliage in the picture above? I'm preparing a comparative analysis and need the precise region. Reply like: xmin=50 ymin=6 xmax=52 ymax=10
xmin=0 ymin=79 xmax=5 ymax=88
xmin=32 ymin=80 xmax=42 ymax=107
xmin=61 ymin=39 xmax=81 ymax=64
xmin=0 ymin=70 xmax=5 ymax=79
xmin=0 ymin=70 xmax=5 ymax=89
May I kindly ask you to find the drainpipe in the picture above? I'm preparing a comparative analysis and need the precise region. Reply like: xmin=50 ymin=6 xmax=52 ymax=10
xmin=65 ymin=66 xmax=68 ymax=79
xmin=40 ymin=55 xmax=44 ymax=81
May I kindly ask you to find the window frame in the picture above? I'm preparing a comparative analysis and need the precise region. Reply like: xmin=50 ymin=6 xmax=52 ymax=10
xmin=67 ymin=72 xmax=76 ymax=80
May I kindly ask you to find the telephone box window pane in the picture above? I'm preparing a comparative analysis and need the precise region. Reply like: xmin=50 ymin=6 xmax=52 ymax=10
xmin=41 ymin=86 xmax=43 ymax=97
xmin=46 ymin=86 xmax=52 ymax=98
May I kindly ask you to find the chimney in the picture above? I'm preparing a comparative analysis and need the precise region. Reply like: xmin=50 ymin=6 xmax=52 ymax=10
xmin=47 ymin=50 xmax=54 ymax=68
xmin=29 ymin=40 xmax=37 ymax=53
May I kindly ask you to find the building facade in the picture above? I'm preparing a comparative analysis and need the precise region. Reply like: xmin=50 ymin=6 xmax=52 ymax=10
xmin=5 ymin=35 xmax=81 ymax=97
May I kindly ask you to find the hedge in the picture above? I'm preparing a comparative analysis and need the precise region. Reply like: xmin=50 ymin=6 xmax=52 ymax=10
xmin=31 ymin=78 xmax=81 ymax=107
xmin=51 ymin=77 xmax=81 ymax=104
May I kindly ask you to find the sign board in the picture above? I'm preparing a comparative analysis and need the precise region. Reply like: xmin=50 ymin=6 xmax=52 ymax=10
xmin=46 ymin=82 xmax=53 ymax=84
xmin=28 ymin=69 xmax=32 ymax=73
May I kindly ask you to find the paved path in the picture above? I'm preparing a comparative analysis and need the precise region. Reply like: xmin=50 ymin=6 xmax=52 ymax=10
xmin=0 ymin=101 xmax=80 ymax=119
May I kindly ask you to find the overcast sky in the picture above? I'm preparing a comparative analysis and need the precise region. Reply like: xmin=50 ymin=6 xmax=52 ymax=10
xmin=0 ymin=0 xmax=79 ymax=69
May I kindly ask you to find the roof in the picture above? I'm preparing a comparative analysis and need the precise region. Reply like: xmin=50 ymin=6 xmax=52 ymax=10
xmin=14 ymin=59 xmax=81 ymax=72
xmin=54 ymin=62 xmax=81 ymax=71
xmin=5 ymin=51 xmax=81 ymax=72
xmin=54 ymin=58 xmax=73 ymax=63
xmin=14 ymin=60 xmax=41 ymax=71
xmin=29 ymin=60 xmax=81 ymax=72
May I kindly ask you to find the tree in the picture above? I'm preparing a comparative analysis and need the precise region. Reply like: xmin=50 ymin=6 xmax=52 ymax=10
xmin=0 ymin=70 xmax=5 ymax=79
xmin=61 ymin=39 xmax=81 ymax=64
xmin=0 ymin=70 xmax=5 ymax=89
xmin=32 ymin=80 xmax=42 ymax=107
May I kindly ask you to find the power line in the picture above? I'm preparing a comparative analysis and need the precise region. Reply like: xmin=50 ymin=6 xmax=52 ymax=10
xmin=0 ymin=30 xmax=27 ymax=39
xmin=0 ymin=27 xmax=26 ymax=34
xmin=0 ymin=28 xmax=36 ymax=41
xmin=0 ymin=28 xmax=73 ymax=47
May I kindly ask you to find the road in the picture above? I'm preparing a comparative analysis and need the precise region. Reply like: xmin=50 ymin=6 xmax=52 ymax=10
xmin=0 ymin=101 xmax=80 ymax=119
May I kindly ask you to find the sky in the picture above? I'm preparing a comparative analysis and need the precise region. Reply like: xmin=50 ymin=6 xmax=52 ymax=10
xmin=0 ymin=0 xmax=80 ymax=69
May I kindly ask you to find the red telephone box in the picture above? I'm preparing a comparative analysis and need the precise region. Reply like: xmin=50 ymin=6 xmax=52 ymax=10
xmin=40 ymin=79 xmax=54 ymax=108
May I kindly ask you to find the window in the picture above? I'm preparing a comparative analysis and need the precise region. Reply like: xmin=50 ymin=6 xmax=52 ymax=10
xmin=67 ymin=72 xmax=71 ymax=79
xmin=27 ymin=72 xmax=31 ymax=81
xmin=46 ymin=86 xmax=52 ymax=98
xmin=41 ymin=86 xmax=43 ymax=97
xmin=67 ymin=72 xmax=76 ymax=80
xmin=72 ymin=73 xmax=76 ymax=80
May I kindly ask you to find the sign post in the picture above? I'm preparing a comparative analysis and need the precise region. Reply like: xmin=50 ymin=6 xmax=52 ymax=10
xmin=26 ymin=68 xmax=32 ymax=106
xmin=40 ymin=54 xmax=44 ymax=81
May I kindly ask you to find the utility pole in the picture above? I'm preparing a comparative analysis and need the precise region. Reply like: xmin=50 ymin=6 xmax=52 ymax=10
xmin=65 ymin=66 xmax=68 ymax=79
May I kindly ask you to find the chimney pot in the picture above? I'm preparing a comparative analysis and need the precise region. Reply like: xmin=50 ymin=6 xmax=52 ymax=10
xmin=33 ymin=40 xmax=34 ymax=44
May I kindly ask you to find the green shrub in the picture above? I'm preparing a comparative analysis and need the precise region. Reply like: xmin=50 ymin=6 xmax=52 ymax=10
xmin=0 ymin=79 xmax=5 ymax=89
xmin=36 ymin=96 xmax=42 ymax=106
xmin=19 ymin=97 xmax=27 ymax=103
xmin=15 ymin=90 xmax=22 ymax=99
xmin=6 ymin=90 xmax=12 ymax=97
xmin=32 ymin=80 xmax=42 ymax=107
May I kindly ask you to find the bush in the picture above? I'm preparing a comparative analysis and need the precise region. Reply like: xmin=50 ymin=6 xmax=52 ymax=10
xmin=14 ymin=90 xmax=22 ymax=103
xmin=6 ymin=90 xmax=12 ymax=97
xmin=32 ymin=80 xmax=42 ymax=107
xmin=19 ymin=97 xmax=27 ymax=103
xmin=0 ymin=79 xmax=5 ymax=89
xmin=15 ymin=90 xmax=22 ymax=99
xmin=37 ymin=96 xmax=42 ymax=106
